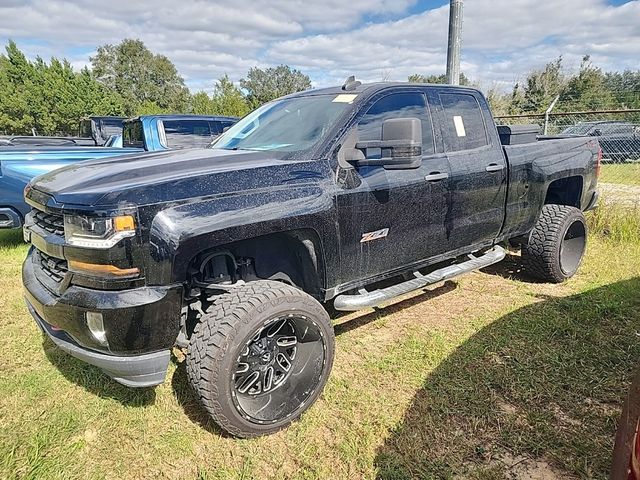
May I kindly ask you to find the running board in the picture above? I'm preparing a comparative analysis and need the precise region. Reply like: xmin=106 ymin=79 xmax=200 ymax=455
xmin=333 ymin=246 xmax=506 ymax=311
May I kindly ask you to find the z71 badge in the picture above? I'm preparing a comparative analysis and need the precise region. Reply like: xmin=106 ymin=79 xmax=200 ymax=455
xmin=360 ymin=228 xmax=389 ymax=243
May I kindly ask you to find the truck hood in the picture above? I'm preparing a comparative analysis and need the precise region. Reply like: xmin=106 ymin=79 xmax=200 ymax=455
xmin=30 ymin=148 xmax=327 ymax=207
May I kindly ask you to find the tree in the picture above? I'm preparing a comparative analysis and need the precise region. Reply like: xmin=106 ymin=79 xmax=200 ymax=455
xmin=91 ymin=39 xmax=189 ymax=115
xmin=0 ymin=41 xmax=38 ymax=134
xmin=190 ymin=76 xmax=249 ymax=117
xmin=407 ymin=73 xmax=471 ymax=85
xmin=520 ymin=57 xmax=565 ymax=113
xmin=191 ymin=91 xmax=216 ymax=115
xmin=240 ymin=65 xmax=311 ymax=108
xmin=0 ymin=41 xmax=124 ymax=135
xmin=562 ymin=56 xmax=617 ymax=111
xmin=211 ymin=75 xmax=249 ymax=117
xmin=605 ymin=70 xmax=640 ymax=108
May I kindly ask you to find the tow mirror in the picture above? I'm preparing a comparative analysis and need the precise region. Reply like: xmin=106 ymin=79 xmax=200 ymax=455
xmin=354 ymin=118 xmax=422 ymax=169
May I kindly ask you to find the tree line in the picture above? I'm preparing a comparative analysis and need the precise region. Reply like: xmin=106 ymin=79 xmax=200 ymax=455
xmin=0 ymin=39 xmax=311 ymax=135
xmin=1 ymin=38 xmax=638 ymax=135
xmin=408 ymin=58 xmax=640 ymax=117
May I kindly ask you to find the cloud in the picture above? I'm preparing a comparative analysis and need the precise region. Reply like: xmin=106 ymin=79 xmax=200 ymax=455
xmin=0 ymin=0 xmax=638 ymax=92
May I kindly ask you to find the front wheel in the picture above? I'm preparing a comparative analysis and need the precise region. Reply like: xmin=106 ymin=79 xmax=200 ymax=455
xmin=186 ymin=280 xmax=335 ymax=438
xmin=522 ymin=204 xmax=588 ymax=283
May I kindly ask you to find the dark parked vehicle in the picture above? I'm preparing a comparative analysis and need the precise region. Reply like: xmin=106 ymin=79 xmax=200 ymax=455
xmin=22 ymin=81 xmax=600 ymax=438
xmin=560 ymin=121 xmax=640 ymax=163
xmin=79 ymin=116 xmax=126 ymax=146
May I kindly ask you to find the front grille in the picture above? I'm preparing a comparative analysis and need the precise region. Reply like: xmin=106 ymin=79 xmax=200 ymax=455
xmin=33 ymin=209 xmax=64 ymax=236
xmin=36 ymin=250 xmax=68 ymax=283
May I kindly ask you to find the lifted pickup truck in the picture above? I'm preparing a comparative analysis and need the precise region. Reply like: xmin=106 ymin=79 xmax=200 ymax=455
xmin=1 ymin=115 xmax=238 ymax=229
xmin=22 ymin=81 xmax=600 ymax=438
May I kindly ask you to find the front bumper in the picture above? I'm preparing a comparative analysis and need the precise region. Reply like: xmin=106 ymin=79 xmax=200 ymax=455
xmin=23 ymin=251 xmax=183 ymax=387
xmin=27 ymin=302 xmax=170 ymax=387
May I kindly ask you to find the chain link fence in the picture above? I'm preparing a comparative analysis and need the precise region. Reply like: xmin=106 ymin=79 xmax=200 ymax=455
xmin=496 ymin=109 xmax=640 ymax=208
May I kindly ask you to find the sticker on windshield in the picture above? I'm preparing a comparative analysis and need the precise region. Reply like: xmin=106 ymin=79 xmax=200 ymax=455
xmin=453 ymin=116 xmax=466 ymax=137
xmin=332 ymin=94 xmax=358 ymax=104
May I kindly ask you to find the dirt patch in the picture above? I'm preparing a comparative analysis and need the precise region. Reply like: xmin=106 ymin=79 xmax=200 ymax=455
xmin=498 ymin=453 xmax=577 ymax=480
xmin=600 ymin=182 xmax=640 ymax=206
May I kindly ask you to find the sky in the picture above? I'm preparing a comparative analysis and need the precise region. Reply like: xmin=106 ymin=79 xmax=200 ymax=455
xmin=0 ymin=0 xmax=638 ymax=93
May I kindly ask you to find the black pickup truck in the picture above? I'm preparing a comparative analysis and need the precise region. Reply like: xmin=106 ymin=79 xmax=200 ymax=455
xmin=22 ymin=80 xmax=600 ymax=437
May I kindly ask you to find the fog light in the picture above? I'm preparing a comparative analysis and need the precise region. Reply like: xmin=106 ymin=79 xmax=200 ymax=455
xmin=86 ymin=312 xmax=108 ymax=346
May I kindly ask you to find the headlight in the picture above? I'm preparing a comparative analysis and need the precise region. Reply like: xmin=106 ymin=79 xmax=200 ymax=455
xmin=64 ymin=214 xmax=136 ymax=249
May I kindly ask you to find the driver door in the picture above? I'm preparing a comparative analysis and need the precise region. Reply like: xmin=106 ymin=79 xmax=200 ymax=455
xmin=335 ymin=90 xmax=450 ymax=285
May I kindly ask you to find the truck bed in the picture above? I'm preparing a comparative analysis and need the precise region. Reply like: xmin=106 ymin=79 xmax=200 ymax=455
xmin=500 ymin=136 xmax=599 ymax=240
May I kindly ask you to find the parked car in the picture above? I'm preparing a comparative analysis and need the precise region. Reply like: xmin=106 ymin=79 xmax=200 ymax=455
xmin=0 ymin=136 xmax=96 ymax=147
xmin=22 ymin=81 xmax=600 ymax=438
xmin=560 ymin=121 xmax=640 ymax=163
xmin=0 ymin=115 xmax=238 ymax=229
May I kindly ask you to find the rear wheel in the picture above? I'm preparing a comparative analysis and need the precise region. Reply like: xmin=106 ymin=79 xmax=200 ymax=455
xmin=522 ymin=204 xmax=588 ymax=283
xmin=186 ymin=280 xmax=335 ymax=438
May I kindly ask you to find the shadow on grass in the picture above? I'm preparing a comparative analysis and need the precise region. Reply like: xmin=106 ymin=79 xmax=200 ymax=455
xmin=0 ymin=228 xmax=24 ymax=248
xmin=375 ymin=277 xmax=640 ymax=479
xmin=170 ymin=362 xmax=229 ymax=437
xmin=480 ymin=251 xmax=546 ymax=283
xmin=42 ymin=337 xmax=157 ymax=406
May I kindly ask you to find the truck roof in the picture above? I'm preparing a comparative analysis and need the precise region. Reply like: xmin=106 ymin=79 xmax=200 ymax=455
xmin=288 ymin=81 xmax=480 ymax=98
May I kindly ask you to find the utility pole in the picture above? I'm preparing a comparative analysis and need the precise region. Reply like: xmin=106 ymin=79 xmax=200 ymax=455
xmin=446 ymin=0 xmax=464 ymax=85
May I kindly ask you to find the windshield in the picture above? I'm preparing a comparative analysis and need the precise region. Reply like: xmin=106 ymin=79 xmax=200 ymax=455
xmin=213 ymin=94 xmax=351 ymax=157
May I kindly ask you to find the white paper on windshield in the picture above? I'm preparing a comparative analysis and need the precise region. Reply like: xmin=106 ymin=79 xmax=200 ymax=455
xmin=453 ymin=116 xmax=466 ymax=137
xmin=332 ymin=94 xmax=358 ymax=103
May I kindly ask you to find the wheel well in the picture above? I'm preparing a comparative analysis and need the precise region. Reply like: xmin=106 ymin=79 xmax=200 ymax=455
xmin=544 ymin=176 xmax=583 ymax=208
xmin=186 ymin=230 xmax=325 ymax=300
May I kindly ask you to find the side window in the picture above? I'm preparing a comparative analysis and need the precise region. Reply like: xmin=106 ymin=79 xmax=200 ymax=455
xmin=357 ymin=92 xmax=435 ymax=158
xmin=439 ymin=93 xmax=488 ymax=152
xmin=209 ymin=121 xmax=223 ymax=135
xmin=122 ymin=121 xmax=145 ymax=148
xmin=163 ymin=120 xmax=212 ymax=148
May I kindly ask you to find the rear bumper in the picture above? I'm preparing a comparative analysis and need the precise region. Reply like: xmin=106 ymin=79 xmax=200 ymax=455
xmin=0 ymin=207 xmax=22 ymax=229
xmin=27 ymin=302 xmax=170 ymax=387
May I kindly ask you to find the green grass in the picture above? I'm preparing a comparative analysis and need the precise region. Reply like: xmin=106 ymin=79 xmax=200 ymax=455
xmin=587 ymin=201 xmax=640 ymax=243
xmin=0 ymin=223 xmax=639 ymax=479
xmin=600 ymin=163 xmax=640 ymax=186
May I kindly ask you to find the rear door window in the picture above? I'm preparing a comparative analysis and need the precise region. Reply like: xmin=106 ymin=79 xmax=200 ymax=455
xmin=439 ymin=93 xmax=488 ymax=152
xmin=162 ymin=120 xmax=213 ymax=148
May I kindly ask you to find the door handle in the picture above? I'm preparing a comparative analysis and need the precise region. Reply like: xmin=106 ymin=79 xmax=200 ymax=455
xmin=425 ymin=172 xmax=449 ymax=182
xmin=485 ymin=163 xmax=505 ymax=172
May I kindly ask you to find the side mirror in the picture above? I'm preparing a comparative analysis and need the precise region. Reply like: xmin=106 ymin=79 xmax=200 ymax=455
xmin=355 ymin=118 xmax=422 ymax=169
xmin=592 ymin=129 xmax=602 ymax=136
